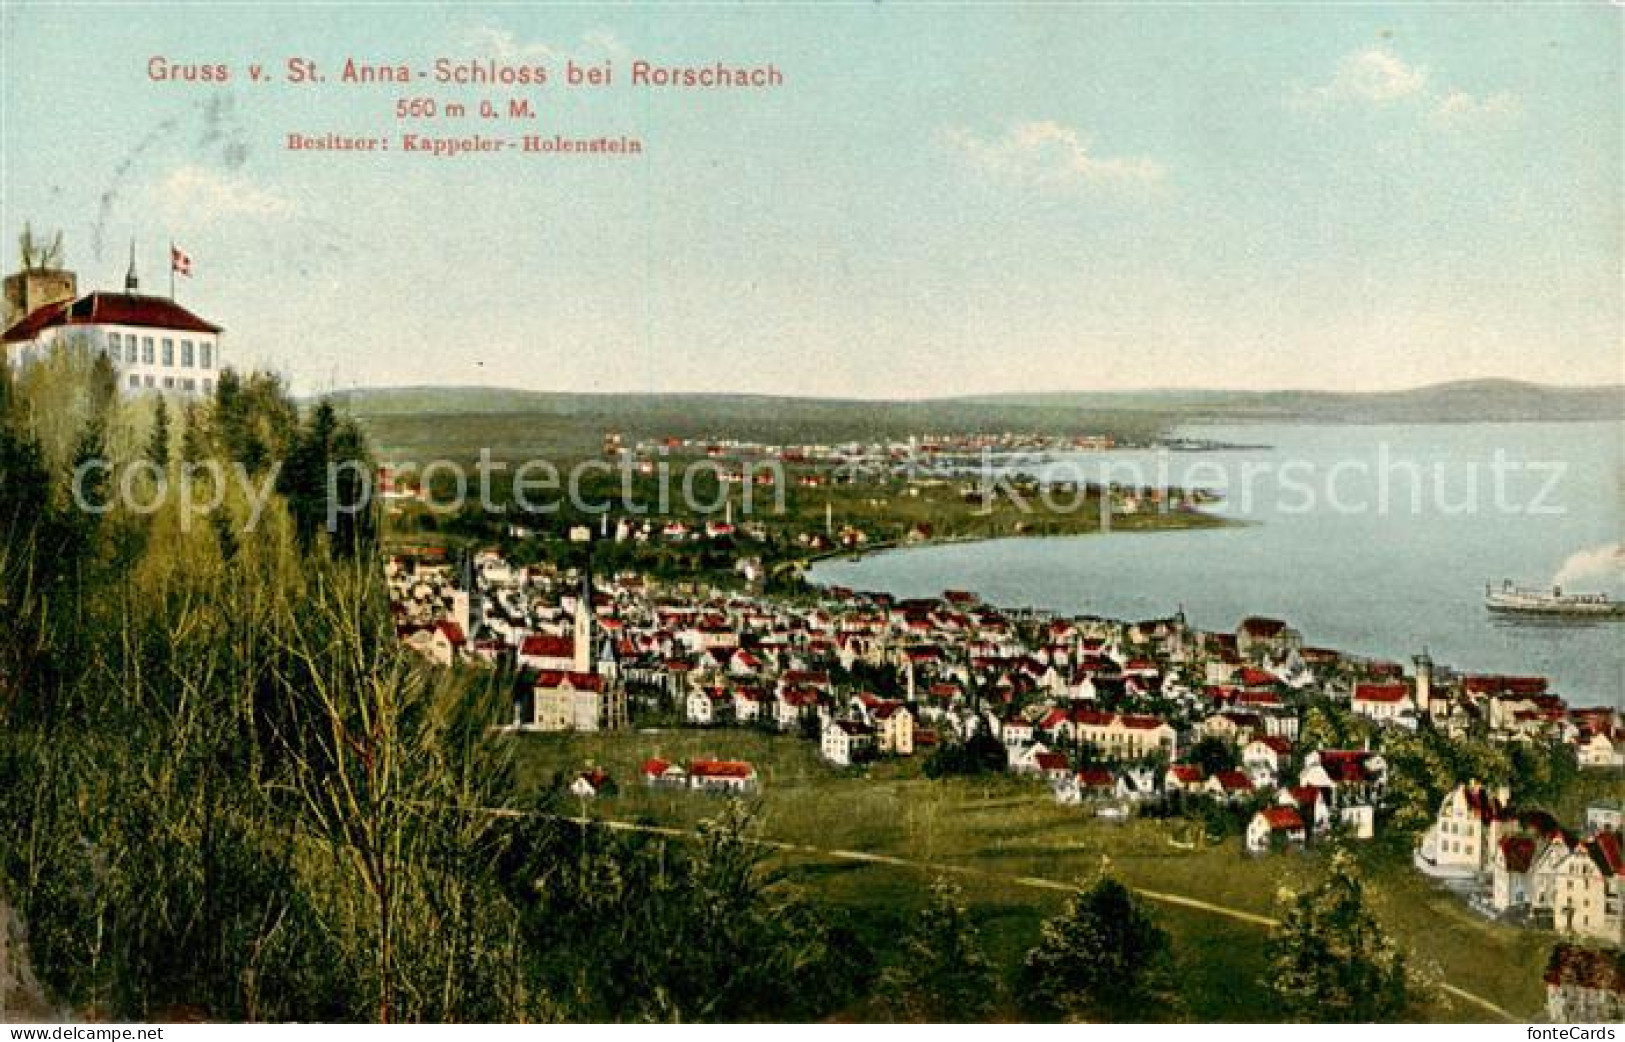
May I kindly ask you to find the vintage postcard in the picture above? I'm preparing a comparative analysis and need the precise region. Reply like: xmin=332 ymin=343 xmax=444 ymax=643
xmin=0 ymin=0 xmax=1621 ymax=1030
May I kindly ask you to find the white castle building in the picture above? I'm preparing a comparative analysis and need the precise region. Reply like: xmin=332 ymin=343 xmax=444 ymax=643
xmin=3 ymin=248 xmax=223 ymax=395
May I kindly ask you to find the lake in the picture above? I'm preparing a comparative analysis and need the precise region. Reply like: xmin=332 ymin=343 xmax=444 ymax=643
xmin=809 ymin=421 xmax=1625 ymax=708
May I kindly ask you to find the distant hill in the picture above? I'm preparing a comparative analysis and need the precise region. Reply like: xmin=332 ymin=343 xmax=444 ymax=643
xmin=331 ymin=387 xmax=1171 ymax=461
xmin=956 ymin=380 xmax=1625 ymax=424
xmin=331 ymin=380 xmax=1621 ymax=461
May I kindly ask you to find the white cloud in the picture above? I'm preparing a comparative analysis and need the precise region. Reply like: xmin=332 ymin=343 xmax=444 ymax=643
xmin=1432 ymin=89 xmax=1521 ymax=126
xmin=465 ymin=25 xmax=560 ymax=63
xmin=157 ymin=165 xmax=292 ymax=221
xmin=463 ymin=24 xmax=626 ymax=65
xmin=945 ymin=121 xmax=1165 ymax=189
xmin=1295 ymin=47 xmax=1429 ymax=107
xmin=1292 ymin=46 xmax=1521 ymax=133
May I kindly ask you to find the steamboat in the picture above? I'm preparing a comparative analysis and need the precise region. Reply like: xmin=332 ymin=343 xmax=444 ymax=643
xmin=1484 ymin=579 xmax=1625 ymax=618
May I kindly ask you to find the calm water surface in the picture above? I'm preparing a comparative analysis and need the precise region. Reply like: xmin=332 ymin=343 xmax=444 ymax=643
xmin=810 ymin=422 xmax=1624 ymax=708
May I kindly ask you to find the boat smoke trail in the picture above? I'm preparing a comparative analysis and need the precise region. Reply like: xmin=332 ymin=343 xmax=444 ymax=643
xmin=1553 ymin=543 xmax=1625 ymax=587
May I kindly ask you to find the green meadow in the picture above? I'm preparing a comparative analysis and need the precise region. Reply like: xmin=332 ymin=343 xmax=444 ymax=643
xmin=511 ymin=728 xmax=1559 ymax=1023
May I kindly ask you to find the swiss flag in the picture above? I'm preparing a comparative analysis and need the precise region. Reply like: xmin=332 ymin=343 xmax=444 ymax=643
xmin=171 ymin=245 xmax=192 ymax=278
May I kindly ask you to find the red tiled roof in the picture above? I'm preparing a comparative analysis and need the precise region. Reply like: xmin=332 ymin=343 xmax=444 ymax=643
xmin=1259 ymin=806 xmax=1305 ymax=832
xmin=1499 ymin=836 xmax=1537 ymax=873
xmin=1315 ymin=750 xmax=1376 ymax=783
xmin=520 ymin=634 xmax=575 ymax=659
xmin=1589 ymin=830 xmax=1623 ymax=877
xmin=1354 ymin=683 xmax=1411 ymax=703
xmin=1287 ymin=785 xmax=1322 ymax=809
xmin=3 ymin=291 xmax=221 ymax=343
xmin=1544 ymin=944 xmax=1625 ymax=994
xmin=1464 ymin=674 xmax=1548 ymax=696
xmin=532 ymin=670 xmax=604 ymax=692
xmin=689 ymin=759 xmax=755 ymax=779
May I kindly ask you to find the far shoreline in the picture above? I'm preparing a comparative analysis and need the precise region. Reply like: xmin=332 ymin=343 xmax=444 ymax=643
xmin=799 ymin=509 xmax=1245 ymax=569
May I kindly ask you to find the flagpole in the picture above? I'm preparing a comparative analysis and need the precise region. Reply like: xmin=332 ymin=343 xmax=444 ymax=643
xmin=169 ymin=240 xmax=175 ymax=300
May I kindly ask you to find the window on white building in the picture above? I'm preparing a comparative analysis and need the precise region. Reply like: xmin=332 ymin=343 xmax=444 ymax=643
xmin=202 ymin=378 xmax=213 ymax=394
xmin=109 ymin=332 xmax=122 ymax=359
xmin=142 ymin=338 xmax=155 ymax=364
xmin=183 ymin=379 xmax=196 ymax=392
xmin=162 ymin=339 xmax=175 ymax=366
xmin=163 ymin=377 xmax=175 ymax=389
xmin=128 ymin=374 xmax=140 ymax=389
xmin=181 ymin=340 xmax=194 ymax=367
xmin=200 ymin=342 xmax=213 ymax=368
xmin=144 ymin=375 xmax=155 ymax=388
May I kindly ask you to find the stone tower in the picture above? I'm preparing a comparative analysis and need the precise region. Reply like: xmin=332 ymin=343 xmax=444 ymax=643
xmin=1413 ymin=650 xmax=1434 ymax=717
xmin=3 ymin=266 xmax=77 ymax=331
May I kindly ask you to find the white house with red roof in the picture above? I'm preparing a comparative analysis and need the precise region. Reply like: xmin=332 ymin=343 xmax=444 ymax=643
xmin=529 ymin=671 xmax=606 ymax=731
xmin=1242 ymin=735 xmax=1294 ymax=785
xmin=1351 ymin=682 xmax=1416 ymax=725
xmin=687 ymin=759 xmax=758 ymax=793
xmin=641 ymin=757 xmax=688 ymax=788
xmin=870 ymin=701 xmax=915 ymax=755
xmin=1247 ymin=806 xmax=1307 ymax=853
xmin=821 ymin=719 xmax=876 ymax=766
xmin=3 ymin=252 xmax=223 ymax=395
xmin=1164 ymin=764 xmax=1205 ymax=794
xmin=1416 ymin=781 xmax=1517 ymax=878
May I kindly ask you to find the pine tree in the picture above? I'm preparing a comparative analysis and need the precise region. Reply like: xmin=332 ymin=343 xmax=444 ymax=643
xmin=1265 ymin=849 xmax=1408 ymax=1021
xmin=879 ymin=879 xmax=999 ymax=1022
xmin=147 ymin=397 xmax=171 ymax=466
xmin=1023 ymin=875 xmax=1177 ymax=1022
xmin=180 ymin=402 xmax=209 ymax=464
xmin=327 ymin=418 xmax=376 ymax=558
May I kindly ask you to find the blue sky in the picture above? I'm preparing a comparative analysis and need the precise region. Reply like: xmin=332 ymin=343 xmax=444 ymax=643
xmin=1 ymin=3 xmax=1619 ymax=397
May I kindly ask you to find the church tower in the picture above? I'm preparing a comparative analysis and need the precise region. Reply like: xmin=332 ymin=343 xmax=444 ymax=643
xmin=572 ymin=564 xmax=593 ymax=674
xmin=1413 ymin=650 xmax=1434 ymax=717
xmin=573 ymin=547 xmax=628 ymax=729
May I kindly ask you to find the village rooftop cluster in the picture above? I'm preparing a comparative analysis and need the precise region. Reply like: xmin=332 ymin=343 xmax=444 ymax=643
xmin=386 ymin=540 xmax=1625 ymax=982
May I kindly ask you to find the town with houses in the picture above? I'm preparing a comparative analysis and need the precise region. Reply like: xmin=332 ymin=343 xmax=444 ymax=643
xmin=388 ymin=532 xmax=1625 ymax=1021
xmin=1 ymin=239 xmax=1618 ymax=1021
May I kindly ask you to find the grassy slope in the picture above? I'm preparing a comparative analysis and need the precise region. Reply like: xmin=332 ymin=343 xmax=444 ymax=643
xmin=512 ymin=729 xmax=1558 ymax=1023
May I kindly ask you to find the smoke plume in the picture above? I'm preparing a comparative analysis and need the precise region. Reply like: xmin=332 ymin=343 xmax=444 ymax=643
xmin=1553 ymin=543 xmax=1625 ymax=587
